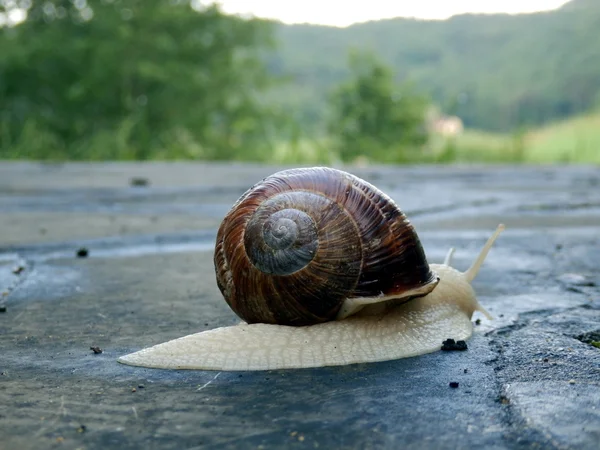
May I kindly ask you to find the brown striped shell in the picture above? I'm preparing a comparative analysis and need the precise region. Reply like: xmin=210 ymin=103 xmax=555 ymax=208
xmin=213 ymin=167 xmax=439 ymax=326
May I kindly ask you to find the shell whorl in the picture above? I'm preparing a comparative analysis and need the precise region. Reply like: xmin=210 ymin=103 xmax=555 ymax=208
xmin=214 ymin=167 xmax=437 ymax=326
xmin=244 ymin=194 xmax=320 ymax=275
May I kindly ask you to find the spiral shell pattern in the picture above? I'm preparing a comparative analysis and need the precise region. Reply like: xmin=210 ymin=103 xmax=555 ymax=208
xmin=214 ymin=167 xmax=438 ymax=326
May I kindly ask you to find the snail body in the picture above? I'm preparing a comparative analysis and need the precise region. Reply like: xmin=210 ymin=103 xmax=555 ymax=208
xmin=118 ymin=168 xmax=504 ymax=371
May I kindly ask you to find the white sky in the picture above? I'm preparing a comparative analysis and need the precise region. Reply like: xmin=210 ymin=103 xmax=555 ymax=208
xmin=206 ymin=0 xmax=571 ymax=27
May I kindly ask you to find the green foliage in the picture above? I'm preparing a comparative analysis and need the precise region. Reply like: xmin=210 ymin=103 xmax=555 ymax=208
xmin=270 ymin=0 xmax=600 ymax=133
xmin=327 ymin=52 xmax=429 ymax=163
xmin=1 ymin=0 xmax=598 ymax=165
xmin=0 ymin=0 xmax=283 ymax=160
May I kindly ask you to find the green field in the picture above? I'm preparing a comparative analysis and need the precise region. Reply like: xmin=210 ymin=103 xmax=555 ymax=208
xmin=2 ymin=111 xmax=598 ymax=165
xmin=443 ymin=113 xmax=600 ymax=164
xmin=270 ymin=112 xmax=600 ymax=165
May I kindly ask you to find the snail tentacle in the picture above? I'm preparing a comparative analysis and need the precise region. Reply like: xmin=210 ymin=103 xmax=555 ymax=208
xmin=443 ymin=247 xmax=455 ymax=266
xmin=464 ymin=224 xmax=505 ymax=282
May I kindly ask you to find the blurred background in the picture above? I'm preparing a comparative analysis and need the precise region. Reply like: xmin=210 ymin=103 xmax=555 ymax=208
xmin=0 ymin=0 xmax=598 ymax=165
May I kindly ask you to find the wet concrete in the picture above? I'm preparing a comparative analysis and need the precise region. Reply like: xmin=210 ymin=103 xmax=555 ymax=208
xmin=1 ymin=162 xmax=599 ymax=449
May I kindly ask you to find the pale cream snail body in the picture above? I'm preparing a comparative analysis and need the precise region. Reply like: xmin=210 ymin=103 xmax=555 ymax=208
xmin=118 ymin=167 xmax=504 ymax=371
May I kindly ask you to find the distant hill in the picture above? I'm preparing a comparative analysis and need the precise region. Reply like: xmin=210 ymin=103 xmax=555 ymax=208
xmin=267 ymin=0 xmax=600 ymax=132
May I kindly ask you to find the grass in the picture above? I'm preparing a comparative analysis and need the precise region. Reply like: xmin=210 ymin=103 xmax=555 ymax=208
xmin=270 ymin=111 xmax=600 ymax=165
xmin=1 ymin=111 xmax=599 ymax=165
xmin=427 ymin=129 xmax=524 ymax=163
xmin=429 ymin=112 xmax=600 ymax=164
xmin=523 ymin=113 xmax=600 ymax=163
xmin=271 ymin=136 xmax=337 ymax=164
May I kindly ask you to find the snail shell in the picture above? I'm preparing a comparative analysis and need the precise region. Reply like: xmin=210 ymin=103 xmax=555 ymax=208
xmin=214 ymin=167 xmax=439 ymax=326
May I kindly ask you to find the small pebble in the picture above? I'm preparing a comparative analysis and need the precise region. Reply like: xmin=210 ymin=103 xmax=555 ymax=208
xmin=569 ymin=379 xmax=576 ymax=384
xmin=0 ymin=305 xmax=6 ymax=313
xmin=449 ymin=382 xmax=459 ymax=388
xmin=76 ymin=247 xmax=89 ymax=258
xmin=499 ymin=396 xmax=510 ymax=405
xmin=90 ymin=346 xmax=103 ymax=354
xmin=441 ymin=339 xmax=468 ymax=351
xmin=130 ymin=177 xmax=149 ymax=187
xmin=131 ymin=388 xmax=137 ymax=392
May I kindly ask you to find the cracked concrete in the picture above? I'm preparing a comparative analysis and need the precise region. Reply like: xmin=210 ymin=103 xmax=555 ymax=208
xmin=0 ymin=162 xmax=599 ymax=449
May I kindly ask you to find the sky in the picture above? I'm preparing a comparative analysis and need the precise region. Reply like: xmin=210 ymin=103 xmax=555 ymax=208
xmin=205 ymin=0 xmax=571 ymax=27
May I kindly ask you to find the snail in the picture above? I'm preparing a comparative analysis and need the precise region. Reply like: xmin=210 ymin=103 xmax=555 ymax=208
xmin=118 ymin=167 xmax=504 ymax=371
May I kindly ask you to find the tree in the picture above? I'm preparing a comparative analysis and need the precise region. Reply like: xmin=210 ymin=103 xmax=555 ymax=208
xmin=327 ymin=51 xmax=429 ymax=163
xmin=271 ymin=1 xmax=600 ymax=133
xmin=0 ymin=0 xmax=285 ymax=160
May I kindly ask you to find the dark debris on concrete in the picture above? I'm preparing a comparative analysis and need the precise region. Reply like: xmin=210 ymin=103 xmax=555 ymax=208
xmin=0 ymin=162 xmax=599 ymax=450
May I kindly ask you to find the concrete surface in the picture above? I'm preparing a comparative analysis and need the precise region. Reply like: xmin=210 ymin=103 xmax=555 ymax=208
xmin=0 ymin=162 xmax=599 ymax=450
